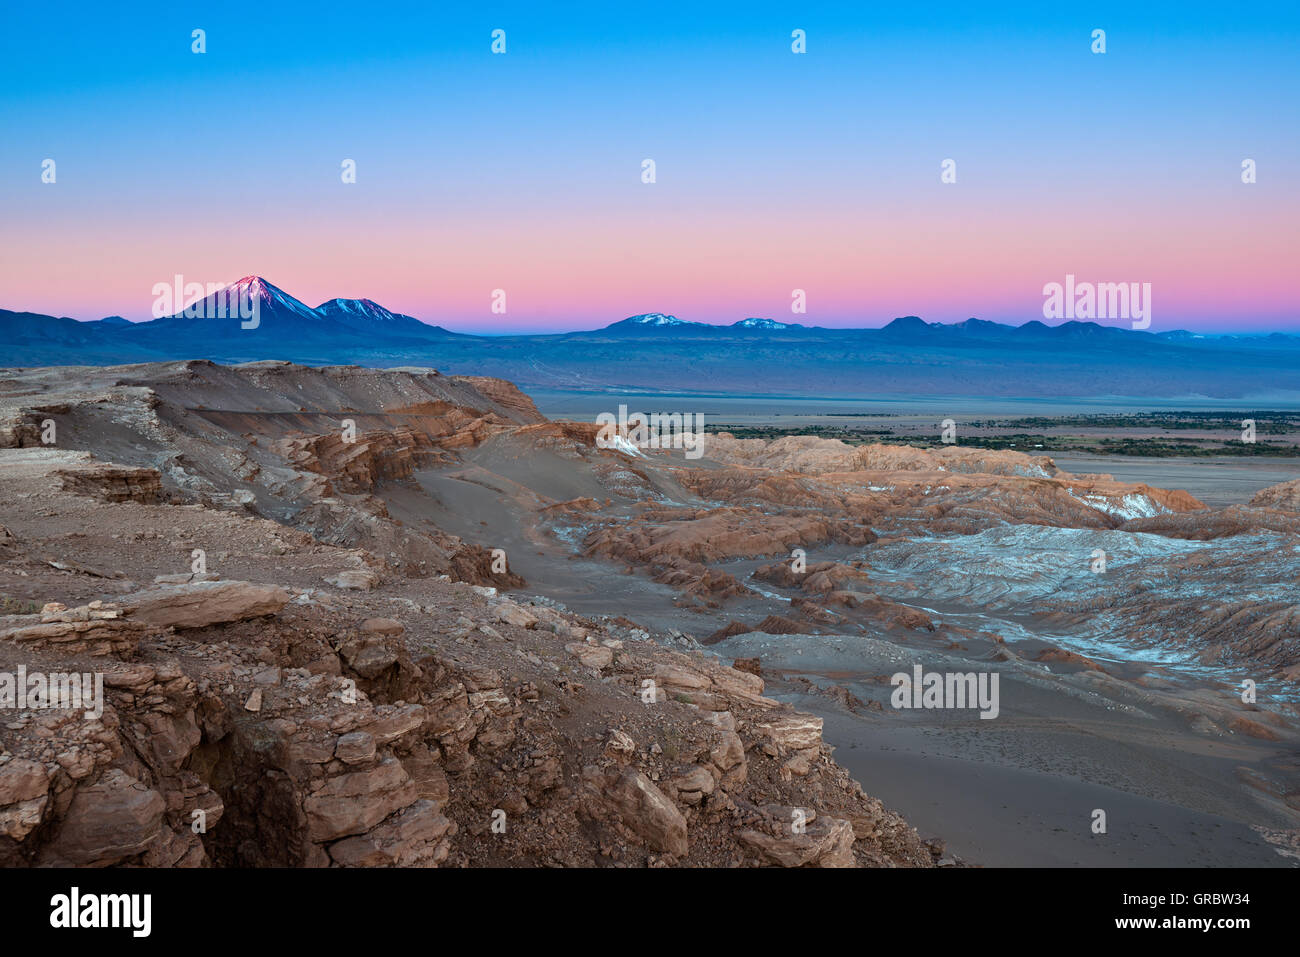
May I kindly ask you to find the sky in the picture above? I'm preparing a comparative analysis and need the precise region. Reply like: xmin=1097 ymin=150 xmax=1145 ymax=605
xmin=0 ymin=1 xmax=1296 ymax=335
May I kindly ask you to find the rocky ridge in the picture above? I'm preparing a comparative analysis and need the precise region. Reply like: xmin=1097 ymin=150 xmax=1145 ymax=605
xmin=0 ymin=365 xmax=939 ymax=868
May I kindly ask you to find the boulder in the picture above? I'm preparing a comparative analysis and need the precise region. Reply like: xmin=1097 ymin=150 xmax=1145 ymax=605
xmin=0 ymin=759 xmax=50 ymax=840
xmin=566 ymin=642 xmax=613 ymax=670
xmin=589 ymin=766 xmax=688 ymax=857
xmin=324 ymin=569 xmax=380 ymax=591
xmin=124 ymin=581 xmax=289 ymax=630
xmin=38 ymin=770 xmax=166 ymax=866
xmin=328 ymin=800 xmax=455 ymax=867
xmin=737 ymin=814 xmax=856 ymax=867
xmin=303 ymin=758 xmax=417 ymax=843
xmin=495 ymin=602 xmax=538 ymax=629
xmin=751 ymin=712 xmax=824 ymax=753
xmin=335 ymin=731 xmax=377 ymax=765
xmin=668 ymin=765 xmax=716 ymax=805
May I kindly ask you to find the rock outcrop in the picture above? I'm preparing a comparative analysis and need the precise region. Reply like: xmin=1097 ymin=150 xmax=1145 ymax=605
xmin=0 ymin=445 xmax=934 ymax=869
xmin=123 ymin=581 xmax=290 ymax=630
xmin=1250 ymin=478 xmax=1300 ymax=511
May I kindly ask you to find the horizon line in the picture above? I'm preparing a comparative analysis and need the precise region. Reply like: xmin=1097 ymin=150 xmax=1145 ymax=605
xmin=7 ymin=275 xmax=1295 ymax=338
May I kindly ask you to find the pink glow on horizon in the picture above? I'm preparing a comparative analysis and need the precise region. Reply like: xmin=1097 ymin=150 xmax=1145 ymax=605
xmin=3 ymin=196 xmax=1295 ymax=333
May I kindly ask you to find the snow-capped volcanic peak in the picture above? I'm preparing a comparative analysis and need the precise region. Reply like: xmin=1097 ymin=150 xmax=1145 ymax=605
xmin=215 ymin=276 xmax=319 ymax=320
xmin=317 ymin=298 xmax=401 ymax=322
xmin=625 ymin=313 xmax=685 ymax=326
xmin=735 ymin=317 xmax=789 ymax=329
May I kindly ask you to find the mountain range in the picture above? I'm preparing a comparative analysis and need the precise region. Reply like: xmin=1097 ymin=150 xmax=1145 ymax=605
xmin=3 ymin=276 xmax=1299 ymax=398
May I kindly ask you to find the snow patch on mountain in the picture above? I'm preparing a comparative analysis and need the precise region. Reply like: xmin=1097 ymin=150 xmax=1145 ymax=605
xmin=624 ymin=313 xmax=687 ymax=326
xmin=212 ymin=276 xmax=319 ymax=321
xmin=316 ymin=298 xmax=423 ymax=325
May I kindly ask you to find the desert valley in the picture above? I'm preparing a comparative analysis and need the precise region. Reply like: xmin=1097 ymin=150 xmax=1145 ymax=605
xmin=1 ymin=358 xmax=1296 ymax=868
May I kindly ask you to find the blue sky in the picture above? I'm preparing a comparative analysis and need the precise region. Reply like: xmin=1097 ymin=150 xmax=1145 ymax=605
xmin=1 ymin=1 xmax=1296 ymax=332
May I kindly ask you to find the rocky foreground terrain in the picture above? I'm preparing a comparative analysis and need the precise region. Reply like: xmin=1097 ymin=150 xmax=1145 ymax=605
xmin=1 ymin=360 xmax=1297 ymax=867
xmin=0 ymin=362 xmax=934 ymax=868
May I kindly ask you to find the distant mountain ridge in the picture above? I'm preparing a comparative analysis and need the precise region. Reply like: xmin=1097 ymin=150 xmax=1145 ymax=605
xmin=605 ymin=314 xmax=806 ymax=333
xmin=158 ymin=276 xmax=451 ymax=335
xmin=3 ymin=277 xmax=1299 ymax=399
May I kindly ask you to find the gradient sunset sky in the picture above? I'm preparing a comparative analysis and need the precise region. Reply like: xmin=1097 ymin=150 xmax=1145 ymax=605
xmin=1 ymin=1 xmax=1296 ymax=334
